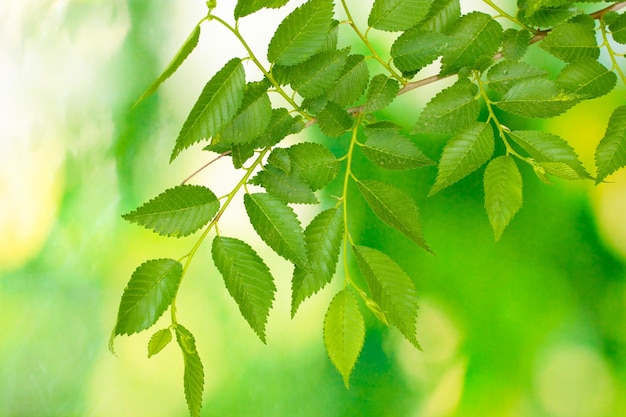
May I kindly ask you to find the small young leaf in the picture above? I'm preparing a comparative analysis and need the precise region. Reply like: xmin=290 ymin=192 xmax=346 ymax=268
xmin=175 ymin=325 xmax=204 ymax=417
xmin=556 ymin=59 xmax=617 ymax=99
xmin=318 ymin=101 xmax=354 ymax=137
xmin=608 ymin=12 xmax=626 ymax=44
xmin=539 ymin=20 xmax=599 ymax=63
xmin=323 ymin=289 xmax=365 ymax=388
xmin=486 ymin=60 xmax=548 ymax=94
xmin=136 ymin=25 xmax=201 ymax=105
xmin=429 ymin=122 xmax=495 ymax=196
xmin=353 ymin=246 xmax=420 ymax=348
xmin=440 ymin=12 xmax=503 ymax=75
xmin=148 ymin=328 xmax=173 ymax=358
xmin=327 ymin=54 xmax=370 ymax=106
xmin=292 ymin=206 xmax=344 ymax=316
xmin=595 ymin=106 xmax=626 ymax=183
xmin=418 ymin=0 xmax=460 ymax=33
xmin=391 ymin=29 xmax=450 ymax=74
xmin=218 ymin=80 xmax=272 ymax=145
xmin=122 ymin=184 xmax=220 ymax=238
xmin=114 ymin=259 xmax=183 ymax=337
xmin=501 ymin=29 xmax=532 ymax=61
xmin=483 ymin=156 xmax=523 ymax=241
xmin=287 ymin=142 xmax=340 ymax=190
xmin=171 ymin=58 xmax=245 ymax=161
xmin=212 ymin=236 xmax=276 ymax=342
xmin=267 ymin=0 xmax=334 ymax=66
xmin=244 ymin=193 xmax=308 ymax=268
xmin=496 ymin=78 xmax=580 ymax=118
xmin=364 ymin=74 xmax=400 ymax=113
xmin=368 ymin=0 xmax=434 ymax=32
xmin=362 ymin=129 xmax=434 ymax=170
xmin=357 ymin=179 xmax=431 ymax=252
xmin=250 ymin=166 xmax=319 ymax=204
xmin=290 ymin=48 xmax=350 ymax=98
xmin=231 ymin=143 xmax=256 ymax=169
xmin=235 ymin=0 xmax=289 ymax=19
xmin=415 ymin=78 xmax=481 ymax=134
xmin=508 ymin=130 xmax=592 ymax=180
xmin=254 ymin=108 xmax=304 ymax=149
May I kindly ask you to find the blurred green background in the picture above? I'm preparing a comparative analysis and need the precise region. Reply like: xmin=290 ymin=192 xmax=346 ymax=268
xmin=1 ymin=1 xmax=625 ymax=416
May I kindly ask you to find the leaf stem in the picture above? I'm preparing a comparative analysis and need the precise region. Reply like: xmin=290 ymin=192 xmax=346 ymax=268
xmin=482 ymin=0 xmax=535 ymax=32
xmin=600 ymin=18 xmax=626 ymax=86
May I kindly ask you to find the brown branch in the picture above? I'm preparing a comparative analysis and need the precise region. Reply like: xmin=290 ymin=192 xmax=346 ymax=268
xmin=180 ymin=151 xmax=231 ymax=185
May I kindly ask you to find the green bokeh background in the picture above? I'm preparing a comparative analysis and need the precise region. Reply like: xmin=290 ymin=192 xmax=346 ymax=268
xmin=1 ymin=1 xmax=625 ymax=416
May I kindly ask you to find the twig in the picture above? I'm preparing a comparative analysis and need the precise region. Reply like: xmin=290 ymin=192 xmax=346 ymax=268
xmin=180 ymin=151 xmax=232 ymax=185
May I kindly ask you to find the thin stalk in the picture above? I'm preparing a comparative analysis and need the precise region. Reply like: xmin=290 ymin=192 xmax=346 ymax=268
xmin=600 ymin=19 xmax=626 ymax=85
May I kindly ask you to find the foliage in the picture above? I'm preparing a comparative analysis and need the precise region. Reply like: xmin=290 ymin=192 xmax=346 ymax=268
xmin=111 ymin=0 xmax=626 ymax=414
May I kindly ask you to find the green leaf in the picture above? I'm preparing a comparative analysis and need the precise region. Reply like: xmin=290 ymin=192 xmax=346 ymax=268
xmin=357 ymin=180 xmax=431 ymax=252
xmin=486 ymin=60 xmax=548 ymax=94
xmin=113 ymin=259 xmax=183 ymax=337
xmin=250 ymin=166 xmax=318 ymax=204
xmin=287 ymin=142 xmax=340 ymax=190
xmin=292 ymin=207 xmax=344 ymax=316
xmin=508 ymin=130 xmax=592 ymax=180
xmin=518 ymin=0 xmax=581 ymax=28
xmin=368 ymin=0 xmax=434 ymax=32
xmin=267 ymin=0 xmax=334 ymax=66
xmin=556 ymin=59 xmax=617 ymax=99
xmin=323 ymin=289 xmax=365 ymax=388
xmin=136 ymin=25 xmax=200 ymax=105
xmin=595 ymin=106 xmax=626 ymax=183
xmin=254 ymin=108 xmax=304 ymax=148
xmin=218 ymin=80 xmax=273 ymax=145
xmin=327 ymin=54 xmax=370 ymax=106
xmin=212 ymin=236 xmax=276 ymax=342
xmin=318 ymin=101 xmax=354 ymax=137
xmin=244 ymin=193 xmax=308 ymax=267
xmin=231 ymin=143 xmax=256 ymax=169
xmin=483 ymin=156 xmax=522 ymax=241
xmin=364 ymin=74 xmax=400 ymax=113
xmin=122 ymin=184 xmax=220 ymax=238
xmin=440 ymin=12 xmax=503 ymax=75
xmin=608 ymin=12 xmax=626 ymax=44
xmin=496 ymin=78 xmax=580 ymax=118
xmin=148 ymin=328 xmax=173 ymax=358
xmin=429 ymin=122 xmax=495 ymax=195
xmin=418 ymin=0 xmax=460 ymax=33
xmin=171 ymin=58 xmax=245 ymax=161
xmin=362 ymin=128 xmax=434 ymax=170
xmin=415 ymin=78 xmax=480 ymax=134
xmin=175 ymin=325 xmax=204 ymax=417
xmin=290 ymin=48 xmax=350 ymax=98
xmin=539 ymin=20 xmax=599 ymax=63
xmin=391 ymin=29 xmax=450 ymax=73
xmin=353 ymin=246 xmax=420 ymax=348
xmin=501 ymin=29 xmax=532 ymax=61
xmin=235 ymin=0 xmax=289 ymax=19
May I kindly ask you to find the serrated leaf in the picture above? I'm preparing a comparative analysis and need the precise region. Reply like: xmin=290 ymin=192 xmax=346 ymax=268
xmin=364 ymin=120 xmax=403 ymax=134
xmin=368 ymin=0 xmax=434 ymax=32
xmin=357 ymin=180 xmax=431 ymax=252
xmin=244 ymin=193 xmax=307 ymax=267
xmin=556 ymin=58 xmax=617 ymax=99
xmin=418 ymin=0 xmax=460 ymax=32
xmin=148 ymin=328 xmax=173 ymax=358
xmin=609 ymin=12 xmax=626 ymax=44
xmin=486 ymin=61 xmax=548 ymax=94
xmin=324 ymin=289 xmax=365 ymax=388
xmin=539 ymin=20 xmax=599 ymax=62
xmin=429 ymin=122 xmax=495 ymax=195
xmin=113 ymin=259 xmax=183 ymax=337
xmin=391 ymin=29 xmax=450 ymax=73
xmin=235 ymin=0 xmax=289 ymax=19
xmin=501 ymin=29 xmax=532 ymax=61
xmin=415 ymin=78 xmax=481 ymax=134
xmin=496 ymin=78 xmax=580 ymax=118
xmin=219 ymin=80 xmax=272 ymax=145
xmin=362 ymin=129 xmax=434 ymax=170
xmin=122 ymin=184 xmax=220 ymax=238
xmin=353 ymin=245 xmax=420 ymax=348
xmin=327 ymin=55 xmax=369 ymax=106
xmin=171 ymin=58 xmax=245 ymax=161
xmin=440 ymin=12 xmax=503 ymax=75
xmin=484 ymin=156 xmax=522 ymax=241
xmin=290 ymin=48 xmax=350 ymax=98
xmin=595 ymin=106 xmax=626 ymax=183
xmin=267 ymin=0 xmax=334 ymax=66
xmin=231 ymin=143 xmax=256 ymax=169
xmin=287 ymin=142 xmax=340 ymax=189
xmin=318 ymin=101 xmax=354 ymax=137
xmin=518 ymin=0 xmax=581 ymax=28
xmin=175 ymin=325 xmax=204 ymax=417
xmin=254 ymin=108 xmax=304 ymax=149
xmin=364 ymin=74 xmax=400 ymax=113
xmin=292 ymin=207 xmax=344 ymax=316
xmin=212 ymin=236 xmax=276 ymax=342
xmin=250 ymin=166 xmax=318 ymax=204
xmin=136 ymin=25 xmax=200 ymax=105
xmin=508 ymin=130 xmax=592 ymax=180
